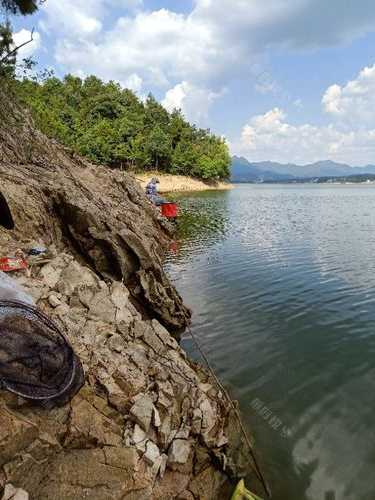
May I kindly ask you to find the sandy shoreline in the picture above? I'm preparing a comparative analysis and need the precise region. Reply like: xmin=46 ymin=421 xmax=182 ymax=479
xmin=133 ymin=172 xmax=233 ymax=193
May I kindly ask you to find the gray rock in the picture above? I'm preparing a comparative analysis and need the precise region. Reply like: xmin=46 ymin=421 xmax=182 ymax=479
xmin=117 ymin=319 xmax=131 ymax=337
xmin=107 ymin=334 xmax=125 ymax=353
xmin=88 ymin=289 xmax=116 ymax=323
xmin=127 ymin=345 xmax=148 ymax=367
xmin=39 ymin=256 xmax=68 ymax=289
xmin=153 ymin=406 xmax=161 ymax=428
xmin=115 ymin=306 xmax=133 ymax=326
xmin=113 ymin=364 xmax=147 ymax=397
xmin=110 ymin=282 xmax=130 ymax=309
xmin=54 ymin=303 xmax=70 ymax=319
xmin=132 ymin=320 xmax=149 ymax=339
xmin=129 ymin=395 xmax=154 ymax=432
xmin=132 ymin=424 xmax=147 ymax=453
xmin=158 ymin=415 xmax=174 ymax=448
xmin=2 ymin=484 xmax=29 ymax=500
xmin=168 ymin=439 xmax=192 ymax=466
xmin=132 ymin=424 xmax=146 ymax=444
xmin=144 ymin=440 xmax=160 ymax=466
xmin=216 ymin=432 xmax=229 ymax=448
xmin=142 ymin=326 xmax=165 ymax=354
xmin=103 ymin=447 xmax=138 ymax=470
xmin=191 ymin=408 xmax=203 ymax=435
xmin=77 ymin=284 xmax=96 ymax=308
xmin=200 ymin=397 xmax=216 ymax=435
xmin=151 ymin=319 xmax=174 ymax=346
xmin=175 ymin=426 xmax=190 ymax=440
xmin=58 ymin=261 xmax=98 ymax=295
xmin=159 ymin=453 xmax=168 ymax=478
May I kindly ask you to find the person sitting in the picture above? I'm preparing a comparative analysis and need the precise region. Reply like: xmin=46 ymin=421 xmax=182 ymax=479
xmin=145 ymin=178 xmax=166 ymax=206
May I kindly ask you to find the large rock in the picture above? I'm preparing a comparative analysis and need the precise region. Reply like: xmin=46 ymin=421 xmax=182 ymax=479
xmin=129 ymin=395 xmax=154 ymax=432
xmin=0 ymin=94 xmax=252 ymax=500
xmin=2 ymin=484 xmax=29 ymax=500
xmin=0 ymin=244 xmax=251 ymax=500
xmin=168 ymin=439 xmax=192 ymax=467
xmin=0 ymin=97 xmax=190 ymax=332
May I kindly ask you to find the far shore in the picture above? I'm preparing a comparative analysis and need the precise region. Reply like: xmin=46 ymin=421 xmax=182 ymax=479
xmin=133 ymin=172 xmax=233 ymax=193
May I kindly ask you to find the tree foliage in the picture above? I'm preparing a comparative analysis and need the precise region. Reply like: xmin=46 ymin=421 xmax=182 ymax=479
xmin=17 ymin=75 xmax=231 ymax=180
xmin=1 ymin=0 xmax=39 ymax=15
xmin=0 ymin=0 xmax=40 ymax=75
xmin=0 ymin=21 xmax=15 ymax=76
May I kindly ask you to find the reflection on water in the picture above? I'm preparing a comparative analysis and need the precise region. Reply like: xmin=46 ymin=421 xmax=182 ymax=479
xmin=168 ymin=191 xmax=230 ymax=258
xmin=165 ymin=184 xmax=375 ymax=500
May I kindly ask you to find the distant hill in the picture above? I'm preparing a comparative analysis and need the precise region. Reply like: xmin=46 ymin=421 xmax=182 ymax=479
xmin=230 ymin=157 xmax=295 ymax=182
xmin=231 ymin=156 xmax=375 ymax=182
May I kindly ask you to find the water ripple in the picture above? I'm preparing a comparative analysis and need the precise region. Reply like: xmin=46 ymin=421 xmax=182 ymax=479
xmin=165 ymin=184 xmax=375 ymax=500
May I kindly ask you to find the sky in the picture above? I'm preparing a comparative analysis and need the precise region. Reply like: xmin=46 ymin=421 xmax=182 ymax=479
xmin=7 ymin=0 xmax=375 ymax=165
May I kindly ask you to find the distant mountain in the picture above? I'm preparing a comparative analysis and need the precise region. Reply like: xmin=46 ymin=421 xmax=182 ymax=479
xmin=231 ymin=157 xmax=375 ymax=183
xmin=230 ymin=157 xmax=295 ymax=182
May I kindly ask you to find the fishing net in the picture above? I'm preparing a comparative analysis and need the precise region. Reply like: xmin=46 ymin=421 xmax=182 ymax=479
xmin=0 ymin=301 xmax=84 ymax=406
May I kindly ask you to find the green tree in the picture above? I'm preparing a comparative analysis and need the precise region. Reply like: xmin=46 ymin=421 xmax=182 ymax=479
xmin=144 ymin=93 xmax=170 ymax=131
xmin=0 ymin=22 xmax=15 ymax=76
xmin=145 ymin=125 xmax=172 ymax=171
xmin=171 ymin=139 xmax=198 ymax=176
xmin=0 ymin=0 xmax=41 ymax=76
xmin=16 ymin=74 xmax=231 ymax=180
xmin=1 ymin=0 xmax=39 ymax=15
xmin=78 ymin=119 xmax=120 ymax=165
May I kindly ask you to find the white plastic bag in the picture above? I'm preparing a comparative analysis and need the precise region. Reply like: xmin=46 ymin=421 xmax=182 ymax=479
xmin=0 ymin=271 xmax=34 ymax=305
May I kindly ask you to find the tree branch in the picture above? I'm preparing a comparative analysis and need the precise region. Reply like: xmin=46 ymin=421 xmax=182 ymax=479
xmin=0 ymin=27 xmax=34 ymax=64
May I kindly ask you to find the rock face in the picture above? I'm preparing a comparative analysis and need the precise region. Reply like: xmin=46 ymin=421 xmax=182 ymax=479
xmin=0 ymin=92 xmax=251 ymax=499
xmin=0 ymin=89 xmax=189 ymax=333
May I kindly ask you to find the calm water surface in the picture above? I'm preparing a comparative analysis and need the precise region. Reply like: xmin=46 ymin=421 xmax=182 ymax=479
xmin=165 ymin=184 xmax=375 ymax=500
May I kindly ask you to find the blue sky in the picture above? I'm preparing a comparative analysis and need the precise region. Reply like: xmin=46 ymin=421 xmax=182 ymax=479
xmin=7 ymin=0 xmax=375 ymax=165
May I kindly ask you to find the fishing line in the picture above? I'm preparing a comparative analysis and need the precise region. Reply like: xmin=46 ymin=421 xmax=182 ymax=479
xmin=185 ymin=319 xmax=272 ymax=498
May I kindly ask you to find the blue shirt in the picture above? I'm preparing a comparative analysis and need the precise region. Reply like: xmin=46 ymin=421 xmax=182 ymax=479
xmin=146 ymin=182 xmax=157 ymax=196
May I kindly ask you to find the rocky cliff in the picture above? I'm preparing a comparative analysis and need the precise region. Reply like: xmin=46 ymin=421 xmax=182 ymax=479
xmin=0 ymin=90 xmax=251 ymax=499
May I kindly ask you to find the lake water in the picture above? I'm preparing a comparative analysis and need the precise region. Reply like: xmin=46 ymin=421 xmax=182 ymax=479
xmin=164 ymin=184 xmax=375 ymax=500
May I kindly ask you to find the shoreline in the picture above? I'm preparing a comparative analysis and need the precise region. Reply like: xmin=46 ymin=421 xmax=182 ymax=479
xmin=134 ymin=172 xmax=233 ymax=193
xmin=0 ymin=94 xmax=252 ymax=499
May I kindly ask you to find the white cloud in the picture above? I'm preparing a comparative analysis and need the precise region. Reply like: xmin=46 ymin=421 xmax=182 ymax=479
xmin=39 ymin=0 xmax=143 ymax=37
xmin=235 ymin=63 xmax=375 ymax=165
xmin=194 ymin=0 xmax=375 ymax=50
xmin=52 ymin=8 xmax=218 ymax=89
xmin=39 ymin=0 xmax=103 ymax=37
xmin=38 ymin=0 xmax=375 ymax=102
xmin=13 ymin=29 xmax=41 ymax=59
xmin=162 ymin=81 xmax=225 ymax=125
xmin=322 ymin=64 xmax=375 ymax=127
xmin=235 ymin=108 xmax=375 ymax=165
xmin=124 ymin=73 xmax=142 ymax=93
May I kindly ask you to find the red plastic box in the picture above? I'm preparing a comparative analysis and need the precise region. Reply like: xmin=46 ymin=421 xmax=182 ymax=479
xmin=161 ymin=202 xmax=178 ymax=218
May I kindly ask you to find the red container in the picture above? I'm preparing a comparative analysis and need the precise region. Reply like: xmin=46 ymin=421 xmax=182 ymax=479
xmin=0 ymin=257 xmax=28 ymax=272
xmin=161 ymin=202 xmax=178 ymax=218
